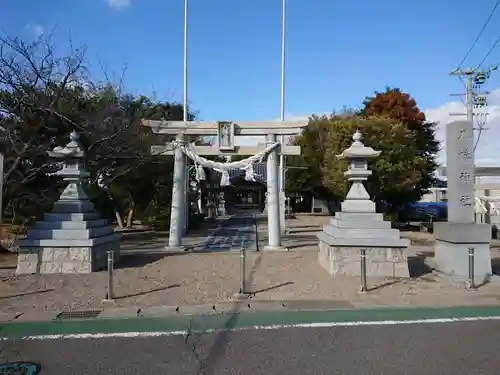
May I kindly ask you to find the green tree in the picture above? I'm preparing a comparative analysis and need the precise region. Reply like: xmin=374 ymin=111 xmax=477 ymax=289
xmin=360 ymin=87 xmax=439 ymax=199
xmin=285 ymin=115 xmax=336 ymax=205
xmin=0 ymin=34 xmax=87 ymax=223
xmin=0 ymin=32 xmax=196 ymax=234
xmin=320 ymin=114 xmax=437 ymax=214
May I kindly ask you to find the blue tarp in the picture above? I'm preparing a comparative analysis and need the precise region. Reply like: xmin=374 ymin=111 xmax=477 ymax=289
xmin=409 ymin=202 xmax=447 ymax=218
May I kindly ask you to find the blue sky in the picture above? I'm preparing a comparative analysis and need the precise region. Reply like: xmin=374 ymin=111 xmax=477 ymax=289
xmin=3 ymin=0 xmax=500 ymax=119
xmin=2 ymin=0 xmax=500 ymax=162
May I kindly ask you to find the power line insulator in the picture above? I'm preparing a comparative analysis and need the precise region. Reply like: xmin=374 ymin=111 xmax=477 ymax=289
xmin=474 ymin=72 xmax=487 ymax=84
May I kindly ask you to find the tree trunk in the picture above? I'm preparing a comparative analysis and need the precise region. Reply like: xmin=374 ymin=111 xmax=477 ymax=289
xmin=115 ymin=210 xmax=124 ymax=229
xmin=126 ymin=201 xmax=135 ymax=228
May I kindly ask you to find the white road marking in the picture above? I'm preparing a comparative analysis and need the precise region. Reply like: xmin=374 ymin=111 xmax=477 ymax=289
xmin=2 ymin=315 xmax=500 ymax=341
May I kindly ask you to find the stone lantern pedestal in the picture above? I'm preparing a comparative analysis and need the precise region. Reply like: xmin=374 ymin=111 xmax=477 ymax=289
xmin=16 ymin=131 xmax=121 ymax=275
xmin=316 ymin=131 xmax=410 ymax=277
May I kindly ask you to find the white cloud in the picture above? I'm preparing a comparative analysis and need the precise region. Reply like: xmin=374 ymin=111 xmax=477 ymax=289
xmin=424 ymin=88 xmax=500 ymax=167
xmin=106 ymin=0 xmax=131 ymax=9
xmin=25 ymin=24 xmax=44 ymax=37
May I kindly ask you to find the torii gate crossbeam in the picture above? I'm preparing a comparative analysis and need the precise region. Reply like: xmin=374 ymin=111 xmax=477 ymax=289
xmin=142 ymin=119 xmax=307 ymax=252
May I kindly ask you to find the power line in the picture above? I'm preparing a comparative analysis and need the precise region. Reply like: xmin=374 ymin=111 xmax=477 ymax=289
xmin=449 ymin=67 xmax=497 ymax=152
xmin=449 ymin=68 xmax=496 ymax=123
xmin=457 ymin=0 xmax=500 ymax=67
xmin=449 ymin=1 xmax=500 ymax=160
xmin=478 ymin=34 xmax=500 ymax=67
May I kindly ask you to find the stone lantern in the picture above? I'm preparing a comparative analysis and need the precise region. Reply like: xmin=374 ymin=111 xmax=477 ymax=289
xmin=316 ymin=130 xmax=410 ymax=278
xmin=49 ymin=131 xmax=90 ymax=206
xmin=16 ymin=131 xmax=120 ymax=275
xmin=338 ymin=130 xmax=380 ymax=213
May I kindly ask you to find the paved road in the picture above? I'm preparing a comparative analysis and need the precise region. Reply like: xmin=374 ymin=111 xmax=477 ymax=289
xmin=199 ymin=213 xmax=259 ymax=252
xmin=2 ymin=320 xmax=500 ymax=374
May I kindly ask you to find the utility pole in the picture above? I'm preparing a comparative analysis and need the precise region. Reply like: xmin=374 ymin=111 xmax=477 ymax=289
xmin=449 ymin=66 xmax=497 ymax=123
xmin=449 ymin=66 xmax=497 ymax=189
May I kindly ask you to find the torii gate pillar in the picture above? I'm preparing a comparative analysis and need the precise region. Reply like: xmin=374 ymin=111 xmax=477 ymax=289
xmin=264 ymin=133 xmax=285 ymax=251
xmin=168 ymin=133 xmax=187 ymax=250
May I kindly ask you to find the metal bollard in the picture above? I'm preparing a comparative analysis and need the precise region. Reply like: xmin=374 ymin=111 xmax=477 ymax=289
xmin=360 ymin=248 xmax=368 ymax=292
xmin=239 ymin=239 xmax=249 ymax=295
xmin=468 ymin=247 xmax=476 ymax=290
xmin=105 ymin=250 xmax=115 ymax=300
xmin=254 ymin=213 xmax=259 ymax=252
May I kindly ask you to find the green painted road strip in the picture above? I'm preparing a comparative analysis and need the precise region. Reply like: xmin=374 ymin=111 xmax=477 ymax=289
xmin=2 ymin=305 xmax=500 ymax=339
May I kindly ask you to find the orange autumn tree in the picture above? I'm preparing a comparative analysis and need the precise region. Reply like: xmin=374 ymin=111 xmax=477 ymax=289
xmin=359 ymin=88 xmax=439 ymax=210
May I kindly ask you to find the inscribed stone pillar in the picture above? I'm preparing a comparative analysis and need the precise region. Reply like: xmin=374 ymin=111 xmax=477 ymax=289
xmin=264 ymin=134 xmax=286 ymax=251
xmin=434 ymin=120 xmax=492 ymax=283
xmin=167 ymin=133 xmax=187 ymax=250
xmin=445 ymin=120 xmax=475 ymax=223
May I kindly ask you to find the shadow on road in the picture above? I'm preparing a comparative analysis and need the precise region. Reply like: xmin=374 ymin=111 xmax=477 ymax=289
xmin=114 ymin=284 xmax=180 ymax=300
xmin=368 ymin=278 xmax=404 ymax=291
xmin=407 ymin=251 xmax=434 ymax=278
xmin=251 ymin=281 xmax=294 ymax=296
xmin=115 ymin=253 xmax=168 ymax=269
xmin=0 ymin=288 xmax=55 ymax=300
xmin=287 ymin=228 xmax=321 ymax=234
xmin=491 ymin=257 xmax=500 ymax=276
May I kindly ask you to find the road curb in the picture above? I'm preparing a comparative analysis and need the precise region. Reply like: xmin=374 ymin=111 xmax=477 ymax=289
xmin=3 ymin=304 xmax=500 ymax=339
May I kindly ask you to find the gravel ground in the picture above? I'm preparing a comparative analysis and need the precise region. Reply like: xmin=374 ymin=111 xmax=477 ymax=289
xmin=2 ymin=246 xmax=500 ymax=314
xmin=1 ymin=214 xmax=500 ymax=315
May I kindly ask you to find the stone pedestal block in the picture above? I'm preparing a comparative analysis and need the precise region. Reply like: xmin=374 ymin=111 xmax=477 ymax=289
xmin=16 ymin=229 xmax=120 ymax=275
xmin=318 ymin=241 xmax=409 ymax=277
xmin=17 ymin=241 xmax=120 ymax=274
xmin=16 ymin=191 xmax=120 ymax=275
xmin=316 ymin=212 xmax=410 ymax=278
xmin=434 ymin=222 xmax=492 ymax=284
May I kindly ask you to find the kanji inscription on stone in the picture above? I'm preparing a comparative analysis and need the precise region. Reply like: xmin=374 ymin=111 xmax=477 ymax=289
xmin=218 ymin=121 xmax=235 ymax=151
xmin=459 ymin=195 xmax=473 ymax=207
xmin=446 ymin=120 xmax=475 ymax=223
xmin=458 ymin=148 xmax=472 ymax=160
xmin=459 ymin=172 xmax=471 ymax=184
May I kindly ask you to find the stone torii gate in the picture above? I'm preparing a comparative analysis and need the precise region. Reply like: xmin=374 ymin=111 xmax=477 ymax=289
xmin=142 ymin=119 xmax=307 ymax=251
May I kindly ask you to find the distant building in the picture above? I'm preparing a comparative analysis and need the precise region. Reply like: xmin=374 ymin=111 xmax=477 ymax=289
xmin=419 ymin=165 xmax=500 ymax=225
